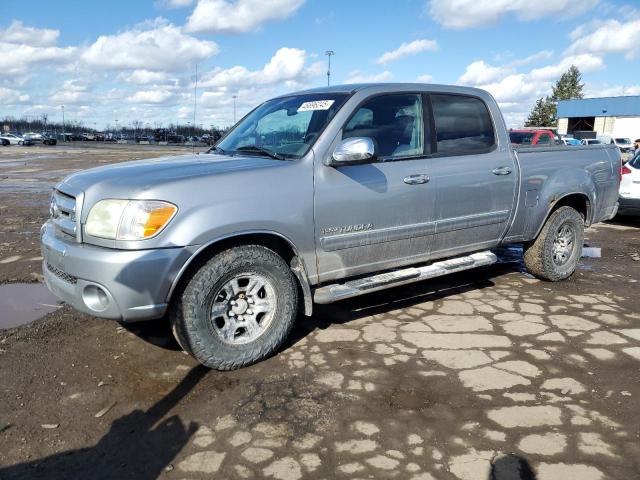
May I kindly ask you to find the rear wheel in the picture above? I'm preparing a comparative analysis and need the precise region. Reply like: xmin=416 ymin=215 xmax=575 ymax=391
xmin=170 ymin=245 xmax=298 ymax=370
xmin=523 ymin=206 xmax=584 ymax=281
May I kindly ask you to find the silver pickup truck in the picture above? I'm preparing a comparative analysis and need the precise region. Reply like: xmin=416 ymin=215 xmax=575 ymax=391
xmin=41 ymin=83 xmax=620 ymax=370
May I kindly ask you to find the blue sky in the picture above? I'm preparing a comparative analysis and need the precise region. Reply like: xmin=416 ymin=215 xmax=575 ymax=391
xmin=0 ymin=0 xmax=638 ymax=129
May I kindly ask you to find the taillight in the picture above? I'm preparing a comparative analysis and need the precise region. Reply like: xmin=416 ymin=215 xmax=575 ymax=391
xmin=622 ymin=165 xmax=632 ymax=175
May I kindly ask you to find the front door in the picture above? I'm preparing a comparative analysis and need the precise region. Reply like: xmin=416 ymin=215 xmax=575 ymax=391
xmin=314 ymin=93 xmax=437 ymax=283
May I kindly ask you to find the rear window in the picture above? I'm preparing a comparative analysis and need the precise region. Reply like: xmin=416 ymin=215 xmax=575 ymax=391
xmin=431 ymin=94 xmax=495 ymax=155
xmin=615 ymin=138 xmax=631 ymax=145
xmin=537 ymin=133 xmax=552 ymax=145
xmin=631 ymin=153 xmax=640 ymax=168
xmin=509 ymin=132 xmax=535 ymax=145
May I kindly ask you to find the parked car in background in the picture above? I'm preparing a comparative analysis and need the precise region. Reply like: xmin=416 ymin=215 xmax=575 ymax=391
xmin=581 ymin=139 xmax=603 ymax=146
xmin=0 ymin=133 xmax=24 ymax=145
xmin=42 ymin=133 xmax=57 ymax=146
xmin=619 ymin=152 xmax=640 ymax=216
xmin=597 ymin=135 xmax=634 ymax=154
xmin=560 ymin=137 xmax=582 ymax=146
xmin=81 ymin=133 xmax=96 ymax=141
xmin=41 ymin=83 xmax=621 ymax=370
xmin=20 ymin=136 xmax=35 ymax=146
xmin=509 ymin=129 xmax=555 ymax=146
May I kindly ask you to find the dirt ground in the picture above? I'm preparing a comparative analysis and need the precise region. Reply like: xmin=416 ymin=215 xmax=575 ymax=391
xmin=0 ymin=144 xmax=639 ymax=480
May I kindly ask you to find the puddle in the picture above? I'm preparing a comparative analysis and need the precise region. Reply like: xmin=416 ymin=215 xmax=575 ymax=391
xmin=0 ymin=283 xmax=61 ymax=329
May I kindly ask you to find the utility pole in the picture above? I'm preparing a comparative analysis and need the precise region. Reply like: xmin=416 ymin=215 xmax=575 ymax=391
xmin=193 ymin=63 xmax=198 ymax=152
xmin=325 ymin=50 xmax=335 ymax=86
xmin=61 ymin=105 xmax=65 ymax=142
xmin=232 ymin=95 xmax=238 ymax=124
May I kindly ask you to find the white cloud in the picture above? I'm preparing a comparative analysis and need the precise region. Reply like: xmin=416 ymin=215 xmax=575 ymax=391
xmin=156 ymin=0 xmax=194 ymax=8
xmin=344 ymin=70 xmax=393 ymax=84
xmin=458 ymin=60 xmax=512 ymax=85
xmin=584 ymin=84 xmax=640 ymax=97
xmin=185 ymin=0 xmax=305 ymax=33
xmin=118 ymin=70 xmax=169 ymax=84
xmin=0 ymin=43 xmax=75 ymax=76
xmin=508 ymin=50 xmax=554 ymax=67
xmin=459 ymin=53 xmax=605 ymax=128
xmin=199 ymin=47 xmax=309 ymax=88
xmin=130 ymin=89 xmax=175 ymax=104
xmin=566 ymin=19 xmax=640 ymax=58
xmin=529 ymin=54 xmax=604 ymax=81
xmin=0 ymin=87 xmax=30 ymax=105
xmin=428 ymin=0 xmax=599 ymax=29
xmin=0 ymin=21 xmax=59 ymax=47
xmin=81 ymin=18 xmax=219 ymax=72
xmin=416 ymin=74 xmax=434 ymax=83
xmin=50 ymin=80 xmax=93 ymax=105
xmin=375 ymin=39 xmax=438 ymax=65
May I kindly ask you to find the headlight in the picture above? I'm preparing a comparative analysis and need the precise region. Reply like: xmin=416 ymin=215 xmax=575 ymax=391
xmin=85 ymin=199 xmax=177 ymax=240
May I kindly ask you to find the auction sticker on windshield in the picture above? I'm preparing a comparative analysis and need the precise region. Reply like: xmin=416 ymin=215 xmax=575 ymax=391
xmin=298 ymin=100 xmax=335 ymax=112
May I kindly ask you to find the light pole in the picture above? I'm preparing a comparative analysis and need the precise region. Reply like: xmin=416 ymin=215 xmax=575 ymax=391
xmin=61 ymin=105 xmax=65 ymax=142
xmin=232 ymin=95 xmax=238 ymax=124
xmin=325 ymin=50 xmax=335 ymax=86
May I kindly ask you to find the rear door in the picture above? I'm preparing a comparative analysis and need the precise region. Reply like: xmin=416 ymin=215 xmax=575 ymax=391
xmin=314 ymin=93 xmax=437 ymax=282
xmin=427 ymin=93 xmax=518 ymax=257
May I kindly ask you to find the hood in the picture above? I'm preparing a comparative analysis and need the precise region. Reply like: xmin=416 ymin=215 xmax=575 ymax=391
xmin=59 ymin=153 xmax=286 ymax=196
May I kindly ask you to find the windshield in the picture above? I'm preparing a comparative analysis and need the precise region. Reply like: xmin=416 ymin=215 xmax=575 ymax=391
xmin=615 ymin=138 xmax=631 ymax=145
xmin=509 ymin=132 xmax=535 ymax=144
xmin=215 ymin=93 xmax=350 ymax=159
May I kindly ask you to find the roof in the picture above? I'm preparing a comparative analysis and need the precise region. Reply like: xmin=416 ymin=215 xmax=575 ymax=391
xmin=275 ymin=82 xmax=488 ymax=97
xmin=557 ymin=96 xmax=640 ymax=118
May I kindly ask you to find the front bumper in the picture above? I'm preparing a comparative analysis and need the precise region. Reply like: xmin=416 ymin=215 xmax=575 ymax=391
xmin=41 ymin=221 xmax=194 ymax=321
xmin=618 ymin=196 xmax=640 ymax=215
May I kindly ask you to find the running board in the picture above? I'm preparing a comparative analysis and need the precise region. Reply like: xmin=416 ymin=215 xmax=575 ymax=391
xmin=313 ymin=251 xmax=497 ymax=304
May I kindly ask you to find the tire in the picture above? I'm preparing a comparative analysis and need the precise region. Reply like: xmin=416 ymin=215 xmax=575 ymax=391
xmin=18 ymin=141 xmax=23 ymax=146
xmin=170 ymin=245 xmax=298 ymax=370
xmin=523 ymin=206 xmax=584 ymax=281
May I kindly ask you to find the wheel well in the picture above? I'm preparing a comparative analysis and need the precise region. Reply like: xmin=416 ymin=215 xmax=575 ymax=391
xmin=550 ymin=194 xmax=591 ymax=224
xmin=168 ymin=233 xmax=311 ymax=315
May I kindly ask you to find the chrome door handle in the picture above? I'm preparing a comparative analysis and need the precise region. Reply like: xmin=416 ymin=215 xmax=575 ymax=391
xmin=492 ymin=166 xmax=512 ymax=175
xmin=403 ymin=174 xmax=430 ymax=185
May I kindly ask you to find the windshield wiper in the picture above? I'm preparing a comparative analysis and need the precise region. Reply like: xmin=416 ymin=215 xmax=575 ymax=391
xmin=235 ymin=145 xmax=284 ymax=160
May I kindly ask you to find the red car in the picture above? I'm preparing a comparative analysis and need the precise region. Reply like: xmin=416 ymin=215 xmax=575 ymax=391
xmin=509 ymin=129 xmax=555 ymax=146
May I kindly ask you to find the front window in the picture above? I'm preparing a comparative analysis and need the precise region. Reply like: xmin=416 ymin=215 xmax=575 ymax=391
xmin=215 ymin=93 xmax=349 ymax=159
xmin=343 ymin=94 xmax=426 ymax=159
xmin=615 ymin=138 xmax=631 ymax=146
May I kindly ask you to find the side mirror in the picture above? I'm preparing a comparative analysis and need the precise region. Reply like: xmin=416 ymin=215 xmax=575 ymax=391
xmin=330 ymin=137 xmax=376 ymax=166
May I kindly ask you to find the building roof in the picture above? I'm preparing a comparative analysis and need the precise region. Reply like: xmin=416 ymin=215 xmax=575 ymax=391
xmin=557 ymin=96 xmax=640 ymax=118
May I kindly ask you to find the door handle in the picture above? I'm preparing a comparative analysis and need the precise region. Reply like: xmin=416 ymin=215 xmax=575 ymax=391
xmin=403 ymin=174 xmax=430 ymax=185
xmin=492 ymin=166 xmax=512 ymax=175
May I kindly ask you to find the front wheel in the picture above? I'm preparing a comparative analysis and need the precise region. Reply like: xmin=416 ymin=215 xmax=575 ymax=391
xmin=170 ymin=245 xmax=298 ymax=370
xmin=523 ymin=206 xmax=584 ymax=281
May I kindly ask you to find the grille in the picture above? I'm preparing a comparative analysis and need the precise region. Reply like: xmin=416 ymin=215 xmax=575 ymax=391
xmin=46 ymin=262 xmax=78 ymax=285
xmin=50 ymin=189 xmax=78 ymax=240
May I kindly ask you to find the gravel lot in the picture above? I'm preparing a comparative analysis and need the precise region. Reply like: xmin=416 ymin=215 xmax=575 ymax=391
xmin=0 ymin=144 xmax=639 ymax=480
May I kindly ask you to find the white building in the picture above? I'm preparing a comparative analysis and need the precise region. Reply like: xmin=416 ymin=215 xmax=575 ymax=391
xmin=557 ymin=96 xmax=640 ymax=139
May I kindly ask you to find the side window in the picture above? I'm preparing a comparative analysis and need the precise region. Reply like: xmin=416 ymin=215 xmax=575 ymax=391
xmin=431 ymin=94 xmax=495 ymax=155
xmin=343 ymin=94 xmax=426 ymax=159
xmin=537 ymin=133 xmax=552 ymax=145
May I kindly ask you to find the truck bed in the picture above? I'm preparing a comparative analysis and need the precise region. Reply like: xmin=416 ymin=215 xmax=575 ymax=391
xmin=504 ymin=144 xmax=620 ymax=243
